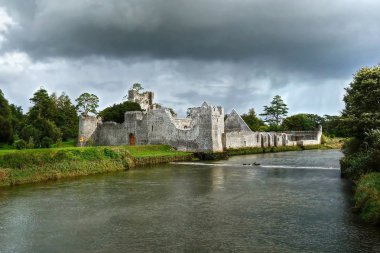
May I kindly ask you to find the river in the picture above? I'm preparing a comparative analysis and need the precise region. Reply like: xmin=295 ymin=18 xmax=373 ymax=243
xmin=0 ymin=150 xmax=379 ymax=252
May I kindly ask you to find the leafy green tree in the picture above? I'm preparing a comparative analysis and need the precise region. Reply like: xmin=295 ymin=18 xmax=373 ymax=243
xmin=9 ymin=104 xmax=25 ymax=137
xmin=342 ymin=65 xmax=380 ymax=139
xmin=28 ymin=88 xmax=57 ymax=121
xmin=241 ymin=108 xmax=265 ymax=131
xmin=0 ymin=117 xmax=13 ymax=144
xmin=75 ymin=93 xmax=99 ymax=117
xmin=340 ymin=65 xmax=380 ymax=179
xmin=21 ymin=125 xmax=40 ymax=144
xmin=0 ymin=89 xmax=13 ymax=143
xmin=282 ymin=113 xmax=323 ymax=131
xmin=132 ymin=83 xmax=143 ymax=92
xmin=35 ymin=118 xmax=61 ymax=143
xmin=260 ymin=95 xmax=288 ymax=129
xmin=53 ymin=93 xmax=78 ymax=140
xmin=24 ymin=88 xmax=62 ymax=146
xmin=99 ymin=101 xmax=141 ymax=123
xmin=322 ymin=115 xmax=348 ymax=137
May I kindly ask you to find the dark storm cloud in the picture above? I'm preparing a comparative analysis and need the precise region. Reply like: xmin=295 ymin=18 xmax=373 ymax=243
xmin=2 ymin=0 xmax=380 ymax=78
xmin=0 ymin=0 xmax=379 ymax=116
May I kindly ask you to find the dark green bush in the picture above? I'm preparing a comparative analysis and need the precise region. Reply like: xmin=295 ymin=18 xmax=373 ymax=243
xmin=342 ymin=137 xmax=362 ymax=156
xmin=354 ymin=173 xmax=380 ymax=224
xmin=14 ymin=140 xmax=27 ymax=150
xmin=341 ymin=149 xmax=380 ymax=180
xmin=99 ymin=101 xmax=141 ymax=123
xmin=103 ymin=148 xmax=120 ymax=159
xmin=41 ymin=137 xmax=53 ymax=148
xmin=341 ymin=130 xmax=380 ymax=179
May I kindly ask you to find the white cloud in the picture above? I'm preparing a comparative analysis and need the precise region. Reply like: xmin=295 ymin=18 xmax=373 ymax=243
xmin=0 ymin=51 xmax=31 ymax=74
xmin=0 ymin=7 xmax=16 ymax=46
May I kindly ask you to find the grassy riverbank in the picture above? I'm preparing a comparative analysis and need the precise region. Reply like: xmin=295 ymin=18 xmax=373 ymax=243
xmin=0 ymin=145 xmax=192 ymax=187
xmin=354 ymin=173 xmax=380 ymax=224
xmin=226 ymin=143 xmax=338 ymax=156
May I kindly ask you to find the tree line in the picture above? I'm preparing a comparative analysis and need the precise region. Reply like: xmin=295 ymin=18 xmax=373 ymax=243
xmin=0 ymin=86 xmax=142 ymax=149
xmin=1 ymin=81 xmax=350 ymax=149
xmin=240 ymin=95 xmax=348 ymax=137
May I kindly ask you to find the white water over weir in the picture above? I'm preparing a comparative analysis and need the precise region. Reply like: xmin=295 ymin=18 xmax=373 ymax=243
xmin=171 ymin=162 xmax=340 ymax=170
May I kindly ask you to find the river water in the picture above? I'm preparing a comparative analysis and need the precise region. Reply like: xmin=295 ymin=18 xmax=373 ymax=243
xmin=0 ymin=150 xmax=379 ymax=252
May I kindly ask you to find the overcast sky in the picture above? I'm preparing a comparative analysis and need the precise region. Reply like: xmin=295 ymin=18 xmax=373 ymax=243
xmin=0 ymin=0 xmax=379 ymax=117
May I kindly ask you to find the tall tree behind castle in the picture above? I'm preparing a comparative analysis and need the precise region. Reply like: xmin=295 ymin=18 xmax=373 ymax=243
xmin=260 ymin=95 xmax=289 ymax=130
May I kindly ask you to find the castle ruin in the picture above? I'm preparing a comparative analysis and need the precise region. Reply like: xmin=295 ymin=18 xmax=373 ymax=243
xmin=78 ymin=88 xmax=322 ymax=152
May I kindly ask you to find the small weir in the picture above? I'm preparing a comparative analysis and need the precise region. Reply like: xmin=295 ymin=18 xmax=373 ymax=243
xmin=171 ymin=162 xmax=340 ymax=170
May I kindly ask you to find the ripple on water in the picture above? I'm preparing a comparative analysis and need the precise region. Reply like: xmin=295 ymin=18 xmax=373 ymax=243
xmin=0 ymin=150 xmax=379 ymax=252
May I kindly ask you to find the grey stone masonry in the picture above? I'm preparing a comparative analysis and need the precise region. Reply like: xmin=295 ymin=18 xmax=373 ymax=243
xmin=78 ymin=88 xmax=322 ymax=152
xmin=225 ymin=109 xmax=251 ymax=132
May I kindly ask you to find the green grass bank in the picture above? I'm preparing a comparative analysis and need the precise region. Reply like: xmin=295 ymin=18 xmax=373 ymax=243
xmin=0 ymin=145 xmax=192 ymax=187
xmin=225 ymin=143 xmax=338 ymax=156
xmin=354 ymin=173 xmax=380 ymax=224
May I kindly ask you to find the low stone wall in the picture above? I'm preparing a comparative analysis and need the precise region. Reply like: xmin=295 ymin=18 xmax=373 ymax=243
xmin=298 ymin=139 xmax=321 ymax=146
xmin=224 ymin=131 xmax=289 ymax=149
xmin=224 ymin=131 xmax=262 ymax=149
xmin=224 ymin=129 xmax=321 ymax=150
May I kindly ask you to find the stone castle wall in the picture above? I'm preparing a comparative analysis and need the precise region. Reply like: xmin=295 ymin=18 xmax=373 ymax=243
xmin=78 ymin=116 xmax=101 ymax=146
xmin=78 ymin=102 xmax=225 ymax=152
xmin=78 ymin=88 xmax=322 ymax=152
xmin=223 ymin=110 xmax=322 ymax=149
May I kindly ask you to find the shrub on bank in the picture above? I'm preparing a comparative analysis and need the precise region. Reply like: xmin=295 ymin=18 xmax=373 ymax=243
xmin=354 ymin=173 xmax=380 ymax=224
xmin=14 ymin=140 xmax=27 ymax=150
xmin=340 ymin=131 xmax=380 ymax=180
xmin=341 ymin=150 xmax=380 ymax=180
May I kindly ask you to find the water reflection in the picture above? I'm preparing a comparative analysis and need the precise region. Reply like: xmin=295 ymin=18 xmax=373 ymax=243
xmin=0 ymin=150 xmax=379 ymax=252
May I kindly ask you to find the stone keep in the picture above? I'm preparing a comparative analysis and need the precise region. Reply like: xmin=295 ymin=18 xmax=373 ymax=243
xmin=128 ymin=89 xmax=154 ymax=111
xmin=78 ymin=88 xmax=322 ymax=152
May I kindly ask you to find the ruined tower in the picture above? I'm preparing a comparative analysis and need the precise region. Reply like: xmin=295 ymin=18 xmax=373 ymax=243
xmin=128 ymin=89 xmax=155 ymax=111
